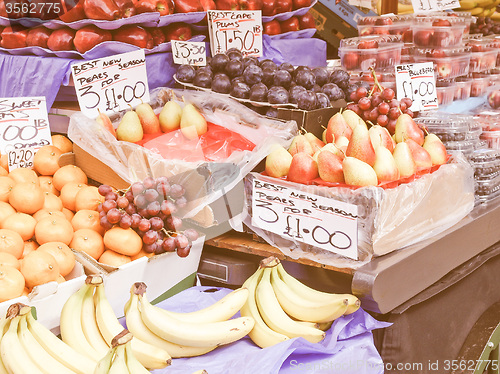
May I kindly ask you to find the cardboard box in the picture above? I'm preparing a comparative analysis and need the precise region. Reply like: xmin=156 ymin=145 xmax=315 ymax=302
xmin=0 ymin=262 xmax=86 ymax=331
xmin=73 ymin=237 xmax=204 ymax=318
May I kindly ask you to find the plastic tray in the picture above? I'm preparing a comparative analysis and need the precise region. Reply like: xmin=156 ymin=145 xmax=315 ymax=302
xmin=416 ymin=115 xmax=470 ymax=142
xmin=470 ymin=73 xmax=491 ymax=97
xmin=454 ymin=78 xmax=472 ymax=101
xmin=436 ymin=82 xmax=455 ymax=107
xmin=411 ymin=24 xmax=466 ymax=47
xmin=469 ymin=48 xmax=498 ymax=73
xmin=480 ymin=129 xmax=500 ymax=149
xmin=475 ymin=173 xmax=500 ymax=197
xmin=413 ymin=48 xmax=470 ymax=80
xmin=443 ymin=139 xmax=476 ymax=158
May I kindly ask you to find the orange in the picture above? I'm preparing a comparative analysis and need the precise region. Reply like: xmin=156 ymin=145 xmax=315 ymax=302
xmin=0 ymin=264 xmax=25 ymax=302
xmin=38 ymin=176 xmax=59 ymax=196
xmin=52 ymin=165 xmax=87 ymax=191
xmin=33 ymin=145 xmax=63 ymax=176
xmin=0 ymin=166 xmax=8 ymax=176
xmin=0 ymin=229 xmax=24 ymax=259
xmin=33 ymin=209 xmax=66 ymax=222
xmin=20 ymin=250 xmax=59 ymax=289
xmin=70 ymin=229 xmax=104 ymax=260
xmin=0 ymin=252 xmax=20 ymax=270
xmin=42 ymin=192 xmax=63 ymax=211
xmin=22 ymin=239 xmax=39 ymax=258
xmin=8 ymin=167 xmax=39 ymax=185
xmin=37 ymin=242 xmax=75 ymax=277
xmin=2 ymin=212 xmax=36 ymax=241
xmin=62 ymin=208 xmax=74 ymax=221
xmin=71 ymin=209 xmax=104 ymax=235
xmin=59 ymin=182 xmax=86 ymax=211
xmin=9 ymin=182 xmax=44 ymax=214
xmin=98 ymin=250 xmax=131 ymax=267
xmin=35 ymin=216 xmax=73 ymax=246
xmin=22 ymin=287 xmax=30 ymax=296
xmin=56 ymin=275 xmax=66 ymax=283
xmin=0 ymin=201 xmax=16 ymax=226
xmin=51 ymin=134 xmax=73 ymax=154
xmin=103 ymin=227 xmax=142 ymax=257
xmin=0 ymin=176 xmax=16 ymax=202
xmin=0 ymin=153 xmax=8 ymax=171
xmin=131 ymin=249 xmax=154 ymax=261
xmin=74 ymin=186 xmax=104 ymax=212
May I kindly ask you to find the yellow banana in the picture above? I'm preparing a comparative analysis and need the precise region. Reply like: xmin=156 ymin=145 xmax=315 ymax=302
xmin=81 ymin=286 xmax=110 ymax=357
xmin=0 ymin=318 xmax=9 ymax=374
xmin=458 ymin=0 xmax=478 ymax=8
xmin=108 ymin=345 xmax=130 ymax=374
xmin=93 ymin=348 xmax=114 ymax=374
xmin=123 ymin=342 xmax=150 ymax=374
xmin=470 ymin=7 xmax=485 ymax=15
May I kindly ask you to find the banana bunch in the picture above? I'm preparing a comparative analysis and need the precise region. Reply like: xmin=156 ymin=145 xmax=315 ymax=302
xmin=457 ymin=0 xmax=500 ymax=16
xmin=124 ymin=282 xmax=255 ymax=357
xmin=241 ymin=257 xmax=361 ymax=349
xmin=0 ymin=303 xmax=97 ymax=374
xmin=60 ymin=275 xmax=171 ymax=370
xmin=94 ymin=329 xmax=151 ymax=374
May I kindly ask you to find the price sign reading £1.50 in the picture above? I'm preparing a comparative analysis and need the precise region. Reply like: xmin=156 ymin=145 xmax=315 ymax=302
xmin=251 ymin=175 xmax=358 ymax=260
xmin=0 ymin=97 xmax=52 ymax=170
xmin=207 ymin=10 xmax=263 ymax=57
xmin=71 ymin=49 xmax=150 ymax=119
xmin=395 ymin=62 xmax=438 ymax=112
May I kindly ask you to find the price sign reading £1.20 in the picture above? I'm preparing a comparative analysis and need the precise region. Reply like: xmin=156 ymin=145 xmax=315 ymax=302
xmin=0 ymin=97 xmax=52 ymax=170
xmin=251 ymin=175 xmax=358 ymax=260
xmin=172 ymin=40 xmax=207 ymax=66
xmin=71 ymin=49 xmax=150 ymax=119
xmin=395 ymin=62 xmax=438 ymax=112
xmin=207 ymin=10 xmax=263 ymax=57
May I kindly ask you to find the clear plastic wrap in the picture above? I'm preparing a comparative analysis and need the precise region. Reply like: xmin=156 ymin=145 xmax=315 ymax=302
xmin=68 ymin=88 xmax=297 ymax=224
xmin=241 ymin=154 xmax=475 ymax=269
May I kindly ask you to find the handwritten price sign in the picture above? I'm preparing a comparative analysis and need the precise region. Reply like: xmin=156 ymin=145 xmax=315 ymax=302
xmin=207 ymin=10 xmax=263 ymax=57
xmin=0 ymin=97 xmax=52 ymax=170
xmin=411 ymin=0 xmax=459 ymax=12
xmin=71 ymin=49 xmax=150 ymax=118
xmin=251 ymin=175 xmax=358 ymax=260
xmin=172 ymin=40 xmax=207 ymax=66
xmin=395 ymin=62 xmax=438 ymax=112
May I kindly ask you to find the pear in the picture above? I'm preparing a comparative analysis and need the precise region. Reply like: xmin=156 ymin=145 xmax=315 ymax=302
xmin=116 ymin=110 xmax=143 ymax=143
xmin=423 ymin=134 xmax=448 ymax=166
xmin=342 ymin=156 xmax=378 ymax=187
xmin=180 ymin=103 xmax=208 ymax=140
xmin=96 ymin=111 xmax=116 ymax=138
xmin=313 ymin=143 xmax=341 ymax=162
xmin=394 ymin=114 xmax=424 ymax=145
xmin=335 ymin=135 xmax=349 ymax=154
xmin=287 ymin=153 xmax=319 ymax=184
xmin=288 ymin=135 xmax=314 ymax=156
xmin=265 ymin=145 xmax=293 ymax=178
xmin=393 ymin=142 xmax=416 ymax=178
xmin=304 ymin=132 xmax=325 ymax=153
xmin=369 ymin=125 xmax=395 ymax=153
xmin=373 ymin=145 xmax=399 ymax=183
xmin=326 ymin=112 xmax=352 ymax=142
xmin=346 ymin=124 xmax=376 ymax=166
xmin=159 ymin=100 xmax=182 ymax=132
xmin=135 ymin=102 xmax=161 ymax=134
xmin=322 ymin=129 xmax=327 ymax=144
xmin=342 ymin=109 xmax=367 ymax=130
xmin=406 ymin=138 xmax=432 ymax=169
xmin=317 ymin=150 xmax=344 ymax=183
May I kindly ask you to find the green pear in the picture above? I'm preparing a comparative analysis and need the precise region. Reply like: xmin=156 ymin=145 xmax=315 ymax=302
xmin=265 ymin=145 xmax=293 ymax=178
xmin=180 ymin=103 xmax=208 ymax=140
xmin=135 ymin=102 xmax=161 ymax=134
xmin=159 ymin=100 xmax=182 ymax=133
xmin=423 ymin=134 xmax=448 ymax=166
xmin=342 ymin=109 xmax=367 ymax=130
xmin=317 ymin=150 xmax=344 ymax=183
xmin=393 ymin=142 xmax=416 ymax=178
xmin=394 ymin=113 xmax=424 ymax=145
xmin=116 ymin=110 xmax=143 ymax=143
xmin=373 ymin=145 xmax=399 ymax=183
xmin=342 ymin=156 xmax=378 ymax=187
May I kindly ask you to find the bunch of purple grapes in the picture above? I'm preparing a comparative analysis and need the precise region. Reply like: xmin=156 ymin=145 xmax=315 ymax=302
xmin=97 ymin=176 xmax=199 ymax=258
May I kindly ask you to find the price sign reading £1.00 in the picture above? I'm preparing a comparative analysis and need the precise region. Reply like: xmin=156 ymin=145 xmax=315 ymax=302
xmin=207 ymin=10 xmax=263 ymax=57
xmin=71 ymin=49 xmax=150 ymax=119
xmin=0 ymin=97 xmax=52 ymax=170
xmin=251 ymin=175 xmax=358 ymax=260
xmin=172 ymin=40 xmax=207 ymax=66
xmin=395 ymin=62 xmax=438 ymax=112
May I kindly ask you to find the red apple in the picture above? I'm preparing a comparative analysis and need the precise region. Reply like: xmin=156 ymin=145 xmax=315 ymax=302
xmin=263 ymin=20 xmax=281 ymax=35
xmin=113 ymin=0 xmax=136 ymax=17
xmin=375 ymin=17 xmax=392 ymax=26
xmin=432 ymin=18 xmax=452 ymax=26
xmin=358 ymin=39 xmax=378 ymax=49
xmin=114 ymin=25 xmax=154 ymax=49
xmin=298 ymin=12 xmax=315 ymax=29
xmin=342 ymin=52 xmax=359 ymax=70
xmin=373 ymin=28 xmax=390 ymax=35
xmin=238 ymin=0 xmax=263 ymax=9
xmin=59 ymin=0 xmax=86 ymax=22
xmin=47 ymin=27 xmax=76 ymax=51
xmin=280 ymin=16 xmax=300 ymax=33
xmin=200 ymin=0 xmax=216 ymax=9
xmin=275 ymin=0 xmax=292 ymax=13
xmin=0 ymin=1 xmax=7 ymax=17
xmin=292 ymin=0 xmax=310 ymax=9
xmin=436 ymin=62 xmax=452 ymax=79
xmin=163 ymin=23 xmax=192 ymax=41
xmin=148 ymin=27 xmax=166 ymax=46
xmin=431 ymin=30 xmax=451 ymax=47
xmin=470 ymin=44 xmax=483 ymax=52
xmin=26 ymin=26 xmax=52 ymax=48
xmin=261 ymin=0 xmax=276 ymax=15
xmin=83 ymin=0 xmax=122 ymax=20
xmin=488 ymin=90 xmax=500 ymax=109
xmin=214 ymin=0 xmax=239 ymax=9
xmin=359 ymin=27 xmax=374 ymax=36
xmin=402 ymin=29 xmax=412 ymax=43
xmin=174 ymin=0 xmax=204 ymax=11
xmin=73 ymin=25 xmax=112 ymax=53
xmin=134 ymin=0 xmax=174 ymax=15
xmin=414 ymin=30 xmax=432 ymax=46
xmin=0 ymin=25 xmax=29 ymax=49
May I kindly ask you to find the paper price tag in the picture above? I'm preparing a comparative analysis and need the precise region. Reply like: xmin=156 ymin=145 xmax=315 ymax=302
xmin=71 ymin=50 xmax=150 ymax=119
xmin=411 ymin=0 xmax=459 ymax=12
xmin=251 ymin=175 xmax=358 ymax=260
xmin=0 ymin=97 xmax=52 ymax=170
xmin=395 ymin=62 xmax=438 ymax=112
xmin=207 ymin=10 xmax=263 ymax=57
xmin=172 ymin=40 xmax=207 ymax=66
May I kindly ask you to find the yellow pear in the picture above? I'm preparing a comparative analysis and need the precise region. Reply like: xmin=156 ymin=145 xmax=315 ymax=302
xmin=159 ymin=100 xmax=182 ymax=133
xmin=116 ymin=111 xmax=143 ymax=143
xmin=180 ymin=103 xmax=208 ymax=140
xmin=135 ymin=102 xmax=160 ymax=134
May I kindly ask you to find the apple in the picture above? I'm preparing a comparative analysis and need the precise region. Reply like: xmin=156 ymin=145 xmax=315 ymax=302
xmin=292 ymin=0 xmax=311 ymax=9
xmin=436 ymin=62 xmax=452 ymax=78
xmin=59 ymin=0 xmax=86 ymax=22
xmin=26 ymin=27 xmax=52 ymax=48
xmin=163 ymin=23 xmax=192 ymax=41
xmin=275 ymin=0 xmax=292 ymax=13
xmin=402 ymin=29 xmax=413 ymax=43
xmin=113 ymin=25 xmax=154 ymax=49
xmin=431 ymin=30 xmax=451 ymax=47
xmin=0 ymin=26 xmax=29 ymax=49
xmin=413 ymin=30 xmax=432 ymax=46
xmin=114 ymin=0 xmax=136 ymax=17
xmin=342 ymin=52 xmax=359 ymax=70
xmin=238 ymin=0 xmax=263 ymax=9
xmin=298 ymin=11 xmax=315 ymax=30
xmin=214 ymin=0 xmax=239 ymax=9
xmin=374 ymin=28 xmax=390 ymax=35
xmin=359 ymin=27 xmax=374 ymax=36
xmin=47 ymin=27 xmax=76 ymax=51
xmin=432 ymin=18 xmax=452 ymax=27
xmin=375 ymin=17 xmax=392 ymax=26
xmin=261 ymin=0 xmax=276 ymax=15
xmin=280 ymin=16 xmax=300 ymax=33
xmin=470 ymin=44 xmax=483 ymax=52
xmin=148 ymin=28 xmax=166 ymax=46
xmin=263 ymin=20 xmax=281 ymax=35
xmin=488 ymin=90 xmax=500 ymax=109
xmin=175 ymin=0 xmax=204 ymax=11
xmin=358 ymin=39 xmax=378 ymax=49
xmin=73 ymin=25 xmax=112 ymax=54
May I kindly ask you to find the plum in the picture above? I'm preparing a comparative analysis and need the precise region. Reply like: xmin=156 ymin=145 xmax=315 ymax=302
xmin=295 ymin=70 xmax=316 ymax=90
xmin=329 ymin=69 xmax=350 ymax=89
xmin=242 ymin=56 xmax=259 ymax=69
xmin=312 ymin=84 xmax=322 ymax=93
xmin=211 ymin=73 xmax=231 ymax=94
xmin=193 ymin=72 xmax=212 ymax=88
xmin=243 ymin=65 xmax=264 ymax=86
xmin=289 ymin=85 xmax=307 ymax=104
xmin=268 ymin=86 xmax=289 ymax=104
xmin=261 ymin=68 xmax=275 ymax=87
xmin=279 ymin=62 xmax=295 ymax=75
xmin=249 ymin=82 xmax=268 ymax=102
xmin=266 ymin=107 xmax=279 ymax=118
xmin=260 ymin=59 xmax=278 ymax=71
xmin=226 ymin=48 xmax=242 ymax=61
xmin=296 ymin=90 xmax=318 ymax=110
xmin=230 ymin=81 xmax=251 ymax=99
xmin=316 ymin=92 xmax=332 ymax=108
xmin=196 ymin=66 xmax=213 ymax=78
xmin=225 ymin=59 xmax=244 ymax=78
xmin=313 ymin=67 xmax=329 ymax=86
xmin=176 ymin=64 xmax=196 ymax=83
xmin=322 ymin=83 xmax=345 ymax=101
xmin=292 ymin=65 xmax=312 ymax=79
xmin=273 ymin=69 xmax=292 ymax=89
xmin=211 ymin=53 xmax=230 ymax=73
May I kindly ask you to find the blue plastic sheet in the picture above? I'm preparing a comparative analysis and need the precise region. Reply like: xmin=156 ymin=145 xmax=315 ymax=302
xmin=138 ymin=286 xmax=390 ymax=374
xmin=262 ymin=36 xmax=327 ymax=67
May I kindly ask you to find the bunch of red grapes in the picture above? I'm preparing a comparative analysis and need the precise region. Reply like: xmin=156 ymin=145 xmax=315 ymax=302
xmin=345 ymin=86 xmax=414 ymax=135
xmin=97 ymin=176 xmax=199 ymax=258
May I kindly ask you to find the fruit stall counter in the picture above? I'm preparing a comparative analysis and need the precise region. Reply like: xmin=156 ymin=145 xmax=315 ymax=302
xmin=201 ymin=197 xmax=500 ymax=373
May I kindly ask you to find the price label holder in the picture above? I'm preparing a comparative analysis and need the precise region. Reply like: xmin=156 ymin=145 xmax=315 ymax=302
xmin=0 ymin=97 xmax=52 ymax=170
xmin=172 ymin=40 xmax=207 ymax=66
xmin=251 ymin=175 xmax=358 ymax=260
xmin=410 ymin=0 xmax=459 ymax=12
xmin=207 ymin=10 xmax=263 ymax=57
xmin=395 ymin=62 xmax=438 ymax=112
xmin=71 ymin=49 xmax=150 ymax=119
